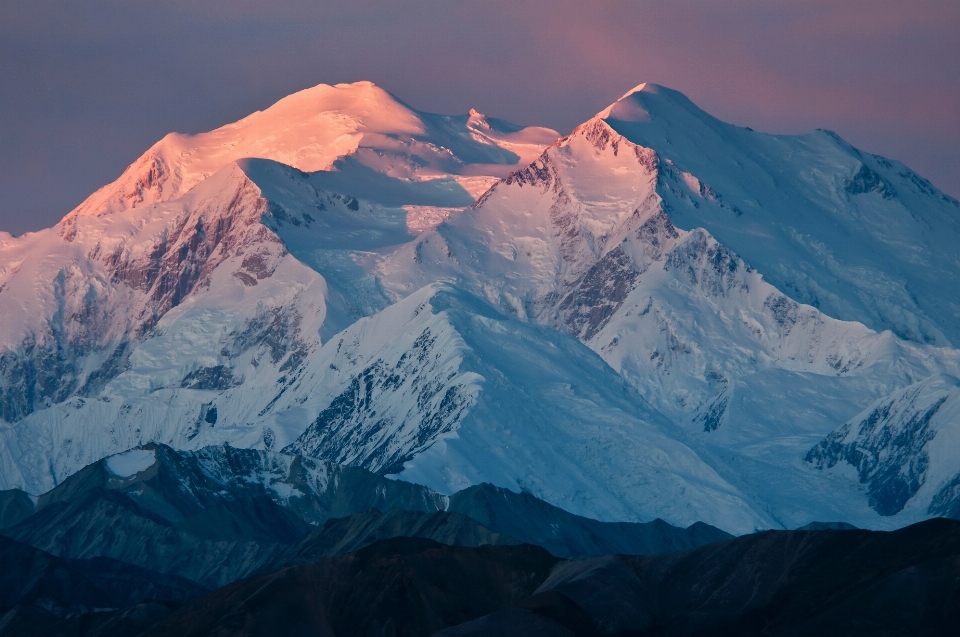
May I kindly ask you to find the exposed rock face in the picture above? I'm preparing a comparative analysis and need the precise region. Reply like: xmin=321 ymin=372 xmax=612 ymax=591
xmin=3 ymin=80 xmax=960 ymax=534
xmin=845 ymin=163 xmax=896 ymax=199
xmin=807 ymin=375 xmax=960 ymax=517
xmin=283 ymin=326 xmax=474 ymax=475
xmin=0 ymin=167 xmax=298 ymax=425
xmin=1 ymin=443 xmax=737 ymax=595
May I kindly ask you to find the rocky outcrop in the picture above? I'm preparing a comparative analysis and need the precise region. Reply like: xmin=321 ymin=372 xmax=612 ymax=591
xmin=807 ymin=375 xmax=960 ymax=516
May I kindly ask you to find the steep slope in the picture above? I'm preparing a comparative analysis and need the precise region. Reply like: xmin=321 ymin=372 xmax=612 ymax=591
xmin=808 ymin=374 xmax=960 ymax=519
xmin=0 ymin=156 xmax=473 ymax=491
xmin=0 ymin=535 xmax=204 ymax=637
xmin=0 ymin=162 xmax=323 ymax=424
xmin=2 ymin=443 xmax=445 ymax=587
xmin=137 ymin=520 xmax=960 ymax=637
xmin=379 ymin=95 xmax=960 ymax=529
xmin=441 ymin=518 xmax=960 ymax=636
xmin=447 ymin=483 xmax=732 ymax=558
xmin=597 ymin=84 xmax=960 ymax=347
xmin=0 ymin=86 xmax=556 ymax=491
xmin=0 ymin=535 xmax=205 ymax=610
xmin=68 ymin=81 xmax=558 ymax=219
xmin=141 ymin=539 xmax=560 ymax=637
xmin=267 ymin=509 xmax=521 ymax=570
xmin=4 ymin=442 xmax=736 ymax=591
xmin=279 ymin=284 xmax=769 ymax=533
xmin=2 ymin=79 xmax=959 ymax=534
xmin=0 ymin=490 xmax=33 ymax=529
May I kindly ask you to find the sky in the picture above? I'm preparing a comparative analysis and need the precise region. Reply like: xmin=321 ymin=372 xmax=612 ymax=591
xmin=1 ymin=0 xmax=958 ymax=235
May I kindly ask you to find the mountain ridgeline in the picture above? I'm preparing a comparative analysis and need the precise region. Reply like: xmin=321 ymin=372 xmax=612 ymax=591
xmin=1 ymin=444 xmax=958 ymax=636
xmin=0 ymin=80 xmax=959 ymax=536
xmin=0 ymin=444 xmax=732 ymax=586
xmin=0 ymin=443 xmax=736 ymax=634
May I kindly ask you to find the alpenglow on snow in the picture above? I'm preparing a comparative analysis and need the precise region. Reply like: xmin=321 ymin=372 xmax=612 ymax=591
xmin=1 ymin=81 xmax=959 ymax=535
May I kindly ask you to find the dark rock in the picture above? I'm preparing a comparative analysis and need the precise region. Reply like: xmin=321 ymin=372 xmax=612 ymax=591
xmin=795 ymin=521 xmax=859 ymax=531
xmin=3 ymin=443 xmax=447 ymax=587
xmin=845 ymin=163 xmax=896 ymax=199
xmin=807 ymin=389 xmax=947 ymax=516
xmin=283 ymin=327 xmax=471 ymax=475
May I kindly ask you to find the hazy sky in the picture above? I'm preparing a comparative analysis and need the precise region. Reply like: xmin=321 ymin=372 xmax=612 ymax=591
xmin=1 ymin=0 xmax=958 ymax=235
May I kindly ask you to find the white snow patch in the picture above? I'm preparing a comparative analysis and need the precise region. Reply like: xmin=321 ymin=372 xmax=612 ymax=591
xmin=105 ymin=449 xmax=156 ymax=478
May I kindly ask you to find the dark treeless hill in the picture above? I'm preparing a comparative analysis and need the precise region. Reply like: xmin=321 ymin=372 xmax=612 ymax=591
xmin=0 ymin=490 xmax=33 ymax=530
xmin=143 ymin=519 xmax=960 ymax=637
xmin=141 ymin=538 xmax=559 ymax=637
xmin=0 ymin=443 xmax=445 ymax=588
xmin=266 ymin=508 xmax=522 ymax=570
xmin=447 ymin=483 xmax=732 ymax=558
xmin=442 ymin=517 xmax=960 ymax=636
xmin=0 ymin=535 xmax=205 ymax=637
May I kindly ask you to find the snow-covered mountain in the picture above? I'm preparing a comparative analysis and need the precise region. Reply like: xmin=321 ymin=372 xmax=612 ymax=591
xmin=595 ymin=84 xmax=960 ymax=347
xmin=807 ymin=374 xmax=960 ymax=519
xmin=68 ymin=81 xmax=558 ymax=220
xmin=1 ymin=80 xmax=959 ymax=534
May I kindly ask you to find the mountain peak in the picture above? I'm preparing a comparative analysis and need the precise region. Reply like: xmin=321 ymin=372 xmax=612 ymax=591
xmin=263 ymin=80 xmax=405 ymax=114
xmin=64 ymin=79 xmax=557 ymax=221
xmin=595 ymin=82 xmax=692 ymax=123
xmin=620 ymin=82 xmax=656 ymax=97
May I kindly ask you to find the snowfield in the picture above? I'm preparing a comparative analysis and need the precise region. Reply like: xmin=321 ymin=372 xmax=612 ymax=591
xmin=1 ymin=81 xmax=959 ymax=534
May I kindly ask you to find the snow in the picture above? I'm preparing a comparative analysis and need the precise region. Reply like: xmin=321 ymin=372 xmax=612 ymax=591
xmin=105 ymin=448 xmax=156 ymax=478
xmin=2 ymin=79 xmax=960 ymax=535
xmin=66 ymin=81 xmax=558 ymax=221
xmin=372 ymin=96 xmax=960 ymax=529
xmin=595 ymin=82 xmax=960 ymax=346
xmin=280 ymin=283 xmax=770 ymax=534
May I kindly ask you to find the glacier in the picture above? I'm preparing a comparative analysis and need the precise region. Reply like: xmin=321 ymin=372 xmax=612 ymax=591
xmin=1 ymin=80 xmax=959 ymax=534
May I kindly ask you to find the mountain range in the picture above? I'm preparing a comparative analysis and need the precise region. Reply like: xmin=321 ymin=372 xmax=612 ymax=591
xmin=0 ymin=443 xmax=733 ymax=635
xmin=1 ymin=80 xmax=959 ymax=537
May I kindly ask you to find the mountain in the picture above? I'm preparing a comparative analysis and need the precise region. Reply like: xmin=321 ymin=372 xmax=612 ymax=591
xmin=1 ymin=444 xmax=735 ymax=589
xmin=266 ymin=509 xmax=522 ymax=570
xmin=0 ymin=82 xmax=557 ymax=484
xmin=0 ymin=534 xmax=204 ymax=637
xmin=136 ymin=519 xmax=960 ymax=637
xmin=377 ymin=88 xmax=960 ymax=528
xmin=441 ymin=517 xmax=960 ymax=636
xmin=1 ymin=80 xmax=959 ymax=533
xmin=268 ymin=484 xmax=735 ymax=569
xmin=141 ymin=538 xmax=560 ymax=637
xmin=595 ymin=84 xmax=960 ymax=347
xmin=1 ymin=443 xmax=445 ymax=587
xmin=446 ymin=483 xmax=733 ymax=558
xmin=807 ymin=374 xmax=960 ymax=519
xmin=0 ymin=490 xmax=32 ymax=529
xmin=67 ymin=81 xmax=559 ymax=220
xmin=279 ymin=283 xmax=768 ymax=533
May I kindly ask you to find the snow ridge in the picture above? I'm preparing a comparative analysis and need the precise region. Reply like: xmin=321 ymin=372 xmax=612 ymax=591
xmin=2 ymin=81 xmax=960 ymax=535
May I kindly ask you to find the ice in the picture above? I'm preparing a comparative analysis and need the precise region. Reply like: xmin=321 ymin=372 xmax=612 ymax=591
xmin=105 ymin=449 xmax=156 ymax=478
xmin=2 ymin=79 xmax=960 ymax=534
